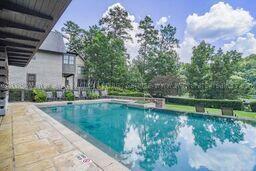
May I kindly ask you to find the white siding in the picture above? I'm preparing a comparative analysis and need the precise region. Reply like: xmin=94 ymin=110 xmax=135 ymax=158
xmin=9 ymin=51 xmax=63 ymax=89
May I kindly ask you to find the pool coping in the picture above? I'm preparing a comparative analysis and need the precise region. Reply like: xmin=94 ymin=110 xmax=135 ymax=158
xmin=32 ymin=99 xmax=130 ymax=171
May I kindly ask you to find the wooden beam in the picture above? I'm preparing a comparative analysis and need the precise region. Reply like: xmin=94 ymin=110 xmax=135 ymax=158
xmin=0 ymin=39 xmax=35 ymax=49
xmin=8 ymin=62 xmax=26 ymax=67
xmin=8 ymin=55 xmax=30 ymax=59
xmin=8 ymin=52 xmax=30 ymax=57
xmin=0 ymin=1 xmax=53 ymax=21
xmin=0 ymin=19 xmax=45 ymax=33
xmin=0 ymin=31 xmax=39 ymax=42
xmin=6 ymin=47 xmax=33 ymax=54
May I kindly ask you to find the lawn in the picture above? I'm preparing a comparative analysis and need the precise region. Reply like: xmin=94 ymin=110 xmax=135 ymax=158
xmin=165 ymin=103 xmax=256 ymax=119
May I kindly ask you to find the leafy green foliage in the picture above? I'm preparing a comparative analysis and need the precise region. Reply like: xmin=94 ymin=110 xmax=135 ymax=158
xmin=149 ymin=75 xmax=185 ymax=97
xmin=32 ymin=89 xmax=47 ymax=103
xmin=88 ymin=92 xmax=100 ymax=99
xmin=186 ymin=41 xmax=214 ymax=98
xmin=99 ymin=5 xmax=133 ymax=40
xmin=65 ymin=91 xmax=75 ymax=101
xmin=165 ymin=97 xmax=243 ymax=110
xmin=250 ymin=101 xmax=256 ymax=112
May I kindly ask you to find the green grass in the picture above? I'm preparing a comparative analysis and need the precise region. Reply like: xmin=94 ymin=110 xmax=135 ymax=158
xmin=165 ymin=103 xmax=256 ymax=119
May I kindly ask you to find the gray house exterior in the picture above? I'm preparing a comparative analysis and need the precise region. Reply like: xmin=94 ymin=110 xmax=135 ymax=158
xmin=9 ymin=31 xmax=86 ymax=89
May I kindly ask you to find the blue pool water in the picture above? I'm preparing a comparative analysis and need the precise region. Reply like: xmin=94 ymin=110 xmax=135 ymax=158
xmin=41 ymin=102 xmax=256 ymax=171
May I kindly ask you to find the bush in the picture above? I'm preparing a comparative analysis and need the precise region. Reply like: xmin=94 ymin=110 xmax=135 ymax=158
xmin=165 ymin=97 xmax=244 ymax=110
xmin=65 ymin=91 xmax=75 ymax=101
xmin=32 ymin=89 xmax=47 ymax=103
xmin=250 ymin=101 xmax=256 ymax=112
xmin=88 ymin=92 xmax=99 ymax=99
xmin=109 ymin=91 xmax=146 ymax=97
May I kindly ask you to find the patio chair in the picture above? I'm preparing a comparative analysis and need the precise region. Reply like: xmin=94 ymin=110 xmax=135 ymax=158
xmin=46 ymin=91 xmax=53 ymax=101
xmin=221 ymin=107 xmax=235 ymax=116
xmin=94 ymin=90 xmax=100 ymax=96
xmin=81 ymin=91 xmax=87 ymax=99
xmin=100 ymin=90 xmax=108 ymax=98
xmin=195 ymin=104 xmax=206 ymax=113
xmin=73 ymin=90 xmax=80 ymax=99
xmin=56 ymin=91 xmax=63 ymax=100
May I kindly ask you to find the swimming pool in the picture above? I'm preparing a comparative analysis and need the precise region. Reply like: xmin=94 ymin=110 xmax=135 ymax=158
xmin=41 ymin=102 xmax=256 ymax=171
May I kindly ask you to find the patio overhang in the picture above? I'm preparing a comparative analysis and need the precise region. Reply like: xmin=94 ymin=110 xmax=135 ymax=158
xmin=0 ymin=0 xmax=71 ymax=67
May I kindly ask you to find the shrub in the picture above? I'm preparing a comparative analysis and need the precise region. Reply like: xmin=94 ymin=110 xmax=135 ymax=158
xmin=109 ymin=91 xmax=146 ymax=97
xmin=65 ymin=91 xmax=75 ymax=101
xmin=88 ymin=92 xmax=99 ymax=99
xmin=32 ymin=89 xmax=47 ymax=103
xmin=165 ymin=97 xmax=244 ymax=110
xmin=250 ymin=101 xmax=256 ymax=112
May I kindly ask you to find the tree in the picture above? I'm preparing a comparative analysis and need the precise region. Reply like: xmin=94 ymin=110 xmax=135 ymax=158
xmin=61 ymin=21 xmax=85 ymax=55
xmin=186 ymin=41 xmax=214 ymax=98
xmin=99 ymin=5 xmax=133 ymax=40
xmin=135 ymin=16 xmax=159 ymax=82
xmin=209 ymin=49 xmax=242 ymax=99
xmin=149 ymin=75 xmax=184 ymax=97
xmin=83 ymin=27 xmax=127 ymax=86
xmin=153 ymin=24 xmax=179 ymax=76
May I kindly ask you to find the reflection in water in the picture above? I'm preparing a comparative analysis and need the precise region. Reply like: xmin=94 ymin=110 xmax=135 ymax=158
xmin=42 ymin=103 xmax=256 ymax=171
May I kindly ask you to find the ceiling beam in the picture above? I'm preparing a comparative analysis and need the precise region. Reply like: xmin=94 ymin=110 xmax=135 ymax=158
xmin=7 ymin=52 xmax=30 ymax=57
xmin=0 ymin=31 xmax=39 ymax=42
xmin=0 ymin=39 xmax=35 ymax=49
xmin=0 ymin=19 xmax=45 ymax=33
xmin=0 ymin=1 xmax=53 ymax=21
xmin=6 ymin=47 xmax=33 ymax=54
xmin=8 ymin=55 xmax=30 ymax=59
xmin=8 ymin=62 xmax=26 ymax=67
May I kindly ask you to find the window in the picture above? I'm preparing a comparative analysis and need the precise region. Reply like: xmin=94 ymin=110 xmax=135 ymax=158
xmin=64 ymin=55 xmax=69 ymax=64
xmin=77 ymin=66 xmax=86 ymax=75
xmin=77 ymin=79 xmax=86 ymax=87
xmin=27 ymin=74 xmax=36 ymax=88
xmin=69 ymin=56 xmax=74 ymax=64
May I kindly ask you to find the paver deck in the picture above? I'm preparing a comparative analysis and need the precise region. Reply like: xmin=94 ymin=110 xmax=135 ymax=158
xmin=0 ymin=102 xmax=128 ymax=171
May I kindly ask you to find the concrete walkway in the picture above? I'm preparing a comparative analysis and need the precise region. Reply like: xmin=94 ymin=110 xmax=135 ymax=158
xmin=0 ymin=102 xmax=128 ymax=171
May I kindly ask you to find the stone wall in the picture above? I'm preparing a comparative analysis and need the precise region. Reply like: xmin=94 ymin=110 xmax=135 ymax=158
xmin=110 ymin=96 xmax=165 ymax=108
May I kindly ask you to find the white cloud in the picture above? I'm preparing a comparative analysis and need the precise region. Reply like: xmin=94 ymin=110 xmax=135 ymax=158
xmin=177 ymin=36 xmax=198 ymax=63
xmin=223 ymin=33 xmax=256 ymax=56
xmin=157 ymin=16 xmax=169 ymax=26
xmin=186 ymin=2 xmax=254 ymax=41
xmin=178 ymin=2 xmax=255 ymax=62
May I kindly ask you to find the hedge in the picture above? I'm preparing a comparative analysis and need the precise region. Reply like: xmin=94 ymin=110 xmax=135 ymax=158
xmin=250 ymin=101 xmax=256 ymax=112
xmin=165 ymin=97 xmax=244 ymax=110
xmin=109 ymin=91 xmax=145 ymax=97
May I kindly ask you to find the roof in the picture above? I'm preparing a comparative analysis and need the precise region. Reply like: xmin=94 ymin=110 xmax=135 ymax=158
xmin=0 ymin=0 xmax=72 ymax=67
xmin=39 ymin=31 xmax=66 ymax=53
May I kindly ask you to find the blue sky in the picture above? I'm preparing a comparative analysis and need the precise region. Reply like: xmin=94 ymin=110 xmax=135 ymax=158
xmin=54 ymin=0 xmax=256 ymax=62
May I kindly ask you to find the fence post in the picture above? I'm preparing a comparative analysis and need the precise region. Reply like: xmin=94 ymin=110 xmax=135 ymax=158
xmin=21 ymin=89 xmax=25 ymax=102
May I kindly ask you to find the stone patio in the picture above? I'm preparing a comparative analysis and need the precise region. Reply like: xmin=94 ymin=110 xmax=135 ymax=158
xmin=0 ymin=102 xmax=128 ymax=171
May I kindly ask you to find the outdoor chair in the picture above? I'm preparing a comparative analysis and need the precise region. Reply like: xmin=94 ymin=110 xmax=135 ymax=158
xmin=221 ymin=107 xmax=235 ymax=116
xmin=73 ymin=90 xmax=80 ymax=99
xmin=56 ymin=91 xmax=63 ymax=100
xmin=94 ymin=90 xmax=100 ymax=96
xmin=100 ymin=90 xmax=108 ymax=98
xmin=46 ymin=91 xmax=53 ymax=101
xmin=81 ymin=91 xmax=87 ymax=99
xmin=195 ymin=104 xmax=206 ymax=113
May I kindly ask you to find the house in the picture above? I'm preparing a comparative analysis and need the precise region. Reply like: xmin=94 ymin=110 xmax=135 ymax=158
xmin=9 ymin=31 xmax=87 ymax=89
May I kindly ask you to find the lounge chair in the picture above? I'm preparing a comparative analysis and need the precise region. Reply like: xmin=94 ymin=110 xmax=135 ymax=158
xmin=56 ymin=91 xmax=63 ymax=100
xmin=81 ymin=91 xmax=87 ymax=99
xmin=195 ymin=104 xmax=206 ymax=113
xmin=221 ymin=107 xmax=235 ymax=116
xmin=46 ymin=91 xmax=53 ymax=101
xmin=73 ymin=90 xmax=80 ymax=99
